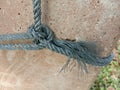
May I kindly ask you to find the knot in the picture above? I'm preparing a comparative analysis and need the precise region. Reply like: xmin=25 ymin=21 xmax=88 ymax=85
xmin=28 ymin=24 xmax=55 ymax=47
xmin=27 ymin=24 xmax=113 ymax=67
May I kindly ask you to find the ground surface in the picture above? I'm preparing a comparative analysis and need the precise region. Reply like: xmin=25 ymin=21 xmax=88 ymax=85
xmin=91 ymin=41 xmax=120 ymax=90
xmin=0 ymin=0 xmax=120 ymax=90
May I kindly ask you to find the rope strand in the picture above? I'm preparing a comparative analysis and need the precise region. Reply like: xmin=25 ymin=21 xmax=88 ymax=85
xmin=33 ymin=0 xmax=41 ymax=31
xmin=0 ymin=33 xmax=32 ymax=41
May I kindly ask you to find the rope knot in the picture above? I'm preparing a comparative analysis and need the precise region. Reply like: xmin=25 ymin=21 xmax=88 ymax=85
xmin=0 ymin=0 xmax=114 ymax=69
xmin=28 ymin=24 xmax=55 ymax=46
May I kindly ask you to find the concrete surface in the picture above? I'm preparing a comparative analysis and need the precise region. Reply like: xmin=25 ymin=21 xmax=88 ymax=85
xmin=0 ymin=0 xmax=120 ymax=90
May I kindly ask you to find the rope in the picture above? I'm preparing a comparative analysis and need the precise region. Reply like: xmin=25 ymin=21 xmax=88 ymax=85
xmin=28 ymin=24 xmax=114 ymax=66
xmin=0 ymin=43 xmax=40 ymax=50
xmin=0 ymin=33 xmax=32 ymax=41
xmin=33 ymin=0 xmax=41 ymax=31
xmin=0 ymin=0 xmax=113 ymax=67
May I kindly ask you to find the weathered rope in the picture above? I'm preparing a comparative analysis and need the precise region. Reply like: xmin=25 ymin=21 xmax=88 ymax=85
xmin=0 ymin=0 xmax=113 ymax=68
xmin=33 ymin=0 xmax=41 ymax=30
xmin=0 ymin=33 xmax=33 ymax=41
xmin=28 ymin=24 xmax=114 ymax=66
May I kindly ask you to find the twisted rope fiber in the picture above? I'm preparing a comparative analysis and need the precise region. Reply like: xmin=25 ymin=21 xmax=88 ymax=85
xmin=0 ymin=0 xmax=113 ymax=68
xmin=28 ymin=24 xmax=114 ymax=66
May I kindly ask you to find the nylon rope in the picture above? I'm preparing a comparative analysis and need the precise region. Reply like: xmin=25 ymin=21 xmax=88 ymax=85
xmin=0 ymin=0 xmax=113 ymax=69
